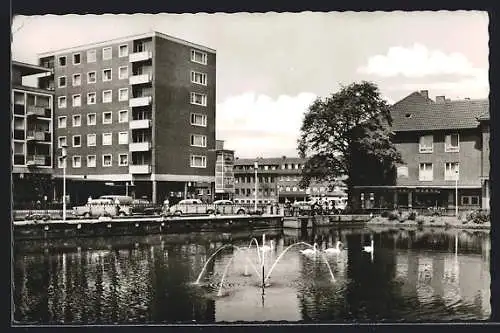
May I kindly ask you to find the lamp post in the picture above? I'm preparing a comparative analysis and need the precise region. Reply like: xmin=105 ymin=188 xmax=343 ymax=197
xmin=60 ymin=144 xmax=68 ymax=221
xmin=254 ymin=161 xmax=258 ymax=212
xmin=455 ymin=168 xmax=459 ymax=217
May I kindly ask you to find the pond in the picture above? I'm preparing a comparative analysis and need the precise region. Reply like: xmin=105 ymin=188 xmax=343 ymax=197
xmin=13 ymin=226 xmax=490 ymax=323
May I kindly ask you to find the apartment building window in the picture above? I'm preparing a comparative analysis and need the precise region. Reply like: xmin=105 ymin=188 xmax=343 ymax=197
xmin=102 ymin=154 xmax=112 ymax=167
xmin=191 ymin=49 xmax=207 ymax=65
xmin=72 ymin=73 xmax=81 ymax=86
xmin=191 ymin=71 xmax=207 ymax=86
xmin=419 ymin=135 xmax=433 ymax=153
xmin=72 ymin=155 xmax=81 ymax=168
xmin=419 ymin=163 xmax=433 ymax=181
xmin=397 ymin=165 xmax=409 ymax=178
xmin=119 ymin=154 xmax=128 ymax=166
xmin=103 ymin=69 xmax=112 ymax=82
xmin=71 ymin=95 xmax=81 ymax=107
xmin=445 ymin=133 xmax=460 ymax=152
xmin=462 ymin=195 xmax=479 ymax=206
xmin=118 ymin=110 xmax=128 ymax=123
xmin=58 ymin=96 xmax=67 ymax=108
xmin=72 ymin=135 xmax=81 ymax=147
xmin=57 ymin=116 xmax=67 ymax=129
xmin=72 ymin=114 xmax=81 ymax=127
xmin=119 ymin=44 xmax=128 ymax=57
xmin=58 ymin=156 xmax=65 ymax=169
xmin=119 ymin=66 xmax=129 ymax=79
xmin=87 ymin=133 xmax=96 ymax=147
xmin=102 ymin=133 xmax=112 ymax=146
xmin=190 ymin=134 xmax=207 ymax=147
xmin=102 ymin=47 xmax=112 ymax=60
xmin=87 ymin=50 xmax=96 ymax=63
xmin=58 ymin=76 xmax=66 ymax=88
xmin=73 ymin=53 xmax=81 ymax=65
xmin=190 ymin=92 xmax=207 ymax=106
xmin=58 ymin=136 xmax=67 ymax=148
xmin=87 ymin=113 xmax=96 ymax=126
xmin=102 ymin=90 xmax=112 ymax=103
xmin=190 ymin=155 xmax=207 ymax=168
xmin=119 ymin=88 xmax=129 ymax=101
xmin=444 ymin=162 xmax=459 ymax=181
xmin=58 ymin=56 xmax=66 ymax=67
xmin=87 ymin=92 xmax=96 ymax=105
xmin=87 ymin=155 xmax=96 ymax=168
xmin=103 ymin=112 xmax=112 ymax=124
xmin=87 ymin=71 xmax=96 ymax=84
xmin=118 ymin=132 xmax=128 ymax=144
xmin=190 ymin=113 xmax=207 ymax=127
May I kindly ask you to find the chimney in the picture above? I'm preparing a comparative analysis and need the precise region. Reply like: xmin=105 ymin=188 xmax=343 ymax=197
xmin=419 ymin=90 xmax=429 ymax=99
xmin=436 ymin=96 xmax=446 ymax=103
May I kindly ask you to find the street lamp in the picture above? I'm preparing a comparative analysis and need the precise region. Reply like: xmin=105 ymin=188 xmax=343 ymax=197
xmin=455 ymin=167 xmax=459 ymax=217
xmin=254 ymin=161 xmax=258 ymax=212
xmin=60 ymin=144 xmax=68 ymax=221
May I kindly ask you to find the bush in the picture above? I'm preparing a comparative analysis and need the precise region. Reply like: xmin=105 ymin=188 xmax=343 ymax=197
xmin=466 ymin=210 xmax=490 ymax=224
xmin=388 ymin=211 xmax=399 ymax=221
xmin=381 ymin=211 xmax=390 ymax=218
xmin=416 ymin=216 xmax=425 ymax=225
xmin=407 ymin=211 xmax=417 ymax=221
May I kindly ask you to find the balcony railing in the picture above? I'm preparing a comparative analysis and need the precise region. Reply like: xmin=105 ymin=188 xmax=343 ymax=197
xmin=14 ymin=104 xmax=25 ymax=115
xmin=26 ymin=155 xmax=49 ymax=166
xmin=129 ymin=164 xmax=151 ymax=174
xmin=130 ymin=119 xmax=152 ymax=129
xmin=129 ymin=96 xmax=152 ymax=107
xmin=26 ymin=131 xmax=46 ymax=141
xmin=129 ymin=141 xmax=152 ymax=152
xmin=129 ymin=51 xmax=153 ymax=62
xmin=26 ymin=106 xmax=51 ymax=118
xmin=129 ymin=74 xmax=152 ymax=85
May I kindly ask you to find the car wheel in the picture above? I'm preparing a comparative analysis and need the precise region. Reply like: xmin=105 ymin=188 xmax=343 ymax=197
xmin=207 ymin=209 xmax=215 ymax=215
xmin=237 ymin=209 xmax=245 ymax=215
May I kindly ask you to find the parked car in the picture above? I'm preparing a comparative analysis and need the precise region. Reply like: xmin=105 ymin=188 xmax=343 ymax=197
xmin=73 ymin=198 xmax=132 ymax=218
xmin=213 ymin=200 xmax=246 ymax=215
xmin=166 ymin=199 xmax=215 ymax=216
xmin=131 ymin=199 xmax=162 ymax=215
xmin=99 ymin=195 xmax=134 ymax=205
xmin=24 ymin=213 xmax=51 ymax=222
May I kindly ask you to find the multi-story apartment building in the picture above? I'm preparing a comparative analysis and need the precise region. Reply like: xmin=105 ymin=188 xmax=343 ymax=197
xmin=214 ymin=140 xmax=235 ymax=200
xmin=233 ymin=156 xmax=347 ymax=205
xmin=37 ymin=31 xmax=216 ymax=204
xmin=354 ymin=90 xmax=490 ymax=211
xmin=11 ymin=61 xmax=54 ymax=207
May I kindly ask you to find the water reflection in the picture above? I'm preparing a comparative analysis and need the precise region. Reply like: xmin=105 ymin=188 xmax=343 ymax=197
xmin=13 ymin=227 xmax=490 ymax=323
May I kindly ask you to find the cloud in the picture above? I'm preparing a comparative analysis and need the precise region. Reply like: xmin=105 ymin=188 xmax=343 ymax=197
xmin=216 ymin=92 xmax=317 ymax=158
xmin=357 ymin=43 xmax=484 ymax=78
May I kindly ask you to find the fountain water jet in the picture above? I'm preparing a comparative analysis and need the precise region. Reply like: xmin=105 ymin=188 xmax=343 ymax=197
xmin=264 ymin=241 xmax=336 ymax=285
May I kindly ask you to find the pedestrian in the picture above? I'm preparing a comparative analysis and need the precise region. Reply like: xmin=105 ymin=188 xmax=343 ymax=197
xmin=115 ymin=198 xmax=120 ymax=216
xmin=163 ymin=198 xmax=170 ymax=209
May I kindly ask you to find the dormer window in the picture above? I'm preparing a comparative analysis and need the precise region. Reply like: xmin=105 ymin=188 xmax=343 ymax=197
xmin=419 ymin=135 xmax=433 ymax=153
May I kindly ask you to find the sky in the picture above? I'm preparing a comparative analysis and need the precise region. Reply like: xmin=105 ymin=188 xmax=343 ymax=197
xmin=11 ymin=12 xmax=489 ymax=158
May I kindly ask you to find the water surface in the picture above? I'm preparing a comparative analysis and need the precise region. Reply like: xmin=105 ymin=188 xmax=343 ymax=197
xmin=13 ymin=226 xmax=491 ymax=323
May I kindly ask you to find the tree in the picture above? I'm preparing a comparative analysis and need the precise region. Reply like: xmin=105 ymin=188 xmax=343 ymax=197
xmin=297 ymin=81 xmax=402 ymax=210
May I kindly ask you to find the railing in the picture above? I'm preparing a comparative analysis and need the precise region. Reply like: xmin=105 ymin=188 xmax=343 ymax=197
xmin=129 ymin=141 xmax=151 ymax=152
xmin=129 ymin=74 xmax=152 ymax=85
xmin=26 ymin=155 xmax=49 ymax=166
xmin=26 ymin=131 xmax=47 ymax=141
xmin=129 ymin=96 xmax=152 ymax=107
xmin=355 ymin=206 xmax=487 ymax=217
xmin=129 ymin=119 xmax=151 ymax=129
xmin=129 ymin=51 xmax=153 ymax=62
xmin=129 ymin=164 xmax=151 ymax=174
xmin=26 ymin=106 xmax=51 ymax=118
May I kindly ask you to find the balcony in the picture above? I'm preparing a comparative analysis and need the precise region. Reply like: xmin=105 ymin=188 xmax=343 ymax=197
xmin=129 ymin=141 xmax=152 ymax=152
xmin=130 ymin=119 xmax=152 ymax=129
xmin=14 ymin=104 xmax=25 ymax=115
xmin=129 ymin=51 xmax=152 ymax=62
xmin=129 ymin=164 xmax=151 ymax=174
xmin=129 ymin=96 xmax=152 ymax=107
xmin=26 ymin=131 xmax=46 ymax=141
xmin=26 ymin=106 xmax=51 ymax=118
xmin=129 ymin=74 xmax=152 ymax=85
xmin=26 ymin=155 xmax=49 ymax=167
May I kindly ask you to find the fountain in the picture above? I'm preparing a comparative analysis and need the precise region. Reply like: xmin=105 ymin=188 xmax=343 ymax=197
xmin=194 ymin=233 xmax=337 ymax=297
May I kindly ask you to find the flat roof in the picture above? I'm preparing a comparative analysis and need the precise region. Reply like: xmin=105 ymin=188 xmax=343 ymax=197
xmin=37 ymin=31 xmax=216 ymax=57
xmin=12 ymin=61 xmax=53 ymax=76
